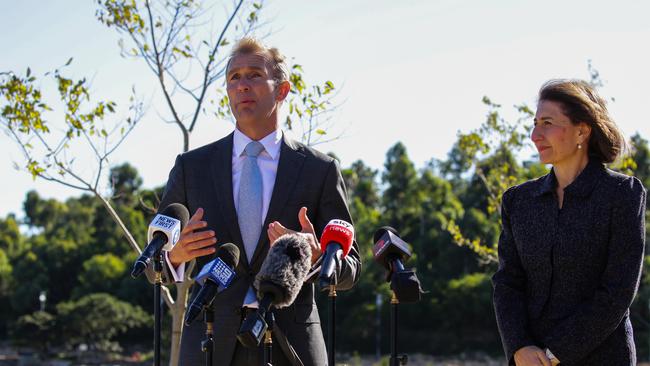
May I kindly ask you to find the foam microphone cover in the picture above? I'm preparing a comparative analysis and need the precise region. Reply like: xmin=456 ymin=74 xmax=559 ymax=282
xmin=218 ymin=243 xmax=240 ymax=269
xmin=161 ymin=203 xmax=190 ymax=230
xmin=255 ymin=233 xmax=312 ymax=308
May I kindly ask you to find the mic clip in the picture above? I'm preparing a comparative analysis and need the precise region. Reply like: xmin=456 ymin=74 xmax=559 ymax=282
xmin=390 ymin=270 xmax=424 ymax=304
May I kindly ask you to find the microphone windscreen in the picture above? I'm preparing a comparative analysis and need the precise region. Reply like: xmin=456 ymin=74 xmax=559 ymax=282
xmin=255 ymin=233 xmax=311 ymax=308
xmin=215 ymin=243 xmax=240 ymax=269
xmin=160 ymin=203 xmax=190 ymax=230
xmin=320 ymin=219 xmax=354 ymax=256
xmin=373 ymin=226 xmax=398 ymax=243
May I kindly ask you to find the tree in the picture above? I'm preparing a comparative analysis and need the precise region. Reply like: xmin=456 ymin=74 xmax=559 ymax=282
xmin=381 ymin=142 xmax=420 ymax=236
xmin=0 ymin=249 xmax=11 ymax=296
xmin=0 ymin=66 xmax=144 ymax=255
xmin=444 ymin=97 xmax=535 ymax=263
xmin=74 ymin=253 xmax=128 ymax=298
xmin=630 ymin=133 xmax=650 ymax=189
xmin=12 ymin=293 xmax=149 ymax=354
xmin=12 ymin=310 xmax=56 ymax=354
xmin=56 ymin=293 xmax=149 ymax=352
xmin=0 ymin=214 xmax=26 ymax=260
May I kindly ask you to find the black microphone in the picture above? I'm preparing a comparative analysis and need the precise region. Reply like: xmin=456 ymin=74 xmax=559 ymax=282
xmin=131 ymin=203 xmax=190 ymax=278
xmin=373 ymin=226 xmax=423 ymax=303
xmin=184 ymin=243 xmax=240 ymax=326
xmin=373 ymin=226 xmax=411 ymax=282
xmin=237 ymin=233 xmax=312 ymax=348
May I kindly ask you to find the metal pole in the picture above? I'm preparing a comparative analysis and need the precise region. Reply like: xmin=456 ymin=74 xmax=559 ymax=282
xmin=202 ymin=308 xmax=214 ymax=366
xmin=375 ymin=293 xmax=382 ymax=360
xmin=390 ymin=291 xmax=398 ymax=366
xmin=328 ymin=281 xmax=337 ymax=366
xmin=264 ymin=311 xmax=274 ymax=366
xmin=153 ymin=252 xmax=163 ymax=366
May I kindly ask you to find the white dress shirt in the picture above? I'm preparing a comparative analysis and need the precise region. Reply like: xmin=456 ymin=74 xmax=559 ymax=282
xmin=166 ymin=128 xmax=282 ymax=307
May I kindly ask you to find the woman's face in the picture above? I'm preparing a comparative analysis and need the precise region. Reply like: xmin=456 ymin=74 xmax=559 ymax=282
xmin=532 ymin=100 xmax=588 ymax=165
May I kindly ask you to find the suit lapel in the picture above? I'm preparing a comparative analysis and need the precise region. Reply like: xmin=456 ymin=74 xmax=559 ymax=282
xmin=250 ymin=136 xmax=306 ymax=270
xmin=210 ymin=133 xmax=249 ymax=271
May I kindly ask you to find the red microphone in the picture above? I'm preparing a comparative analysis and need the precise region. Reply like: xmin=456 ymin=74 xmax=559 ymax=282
xmin=318 ymin=219 xmax=354 ymax=289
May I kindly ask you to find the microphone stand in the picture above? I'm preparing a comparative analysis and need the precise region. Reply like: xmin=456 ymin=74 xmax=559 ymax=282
xmin=153 ymin=250 xmax=164 ymax=366
xmin=202 ymin=307 xmax=214 ymax=366
xmin=389 ymin=268 xmax=408 ymax=366
xmin=328 ymin=274 xmax=337 ymax=366
xmin=264 ymin=310 xmax=275 ymax=366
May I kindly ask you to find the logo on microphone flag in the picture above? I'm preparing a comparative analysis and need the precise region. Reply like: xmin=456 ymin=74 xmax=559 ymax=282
xmin=195 ymin=257 xmax=235 ymax=287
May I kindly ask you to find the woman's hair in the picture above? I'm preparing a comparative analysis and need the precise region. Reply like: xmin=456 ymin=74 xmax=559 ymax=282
xmin=538 ymin=79 xmax=626 ymax=163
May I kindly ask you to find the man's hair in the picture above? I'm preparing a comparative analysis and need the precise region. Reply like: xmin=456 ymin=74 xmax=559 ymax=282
xmin=538 ymin=79 xmax=626 ymax=163
xmin=227 ymin=37 xmax=289 ymax=83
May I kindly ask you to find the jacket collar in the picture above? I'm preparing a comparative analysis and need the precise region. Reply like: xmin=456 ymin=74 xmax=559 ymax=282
xmin=534 ymin=159 xmax=604 ymax=198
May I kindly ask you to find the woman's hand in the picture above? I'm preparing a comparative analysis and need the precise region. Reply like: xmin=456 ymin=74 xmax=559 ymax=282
xmin=514 ymin=346 xmax=552 ymax=366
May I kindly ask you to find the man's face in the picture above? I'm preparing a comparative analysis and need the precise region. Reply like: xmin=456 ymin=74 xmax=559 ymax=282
xmin=226 ymin=53 xmax=280 ymax=129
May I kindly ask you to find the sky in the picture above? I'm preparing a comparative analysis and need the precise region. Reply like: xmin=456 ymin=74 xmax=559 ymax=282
xmin=2 ymin=0 xmax=650 ymax=218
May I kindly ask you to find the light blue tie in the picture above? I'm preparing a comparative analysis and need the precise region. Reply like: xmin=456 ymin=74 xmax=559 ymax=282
xmin=238 ymin=141 xmax=264 ymax=306
xmin=238 ymin=141 xmax=265 ymax=264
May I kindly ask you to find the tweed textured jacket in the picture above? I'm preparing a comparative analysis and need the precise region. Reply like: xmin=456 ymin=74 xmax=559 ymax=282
xmin=153 ymin=132 xmax=361 ymax=366
xmin=492 ymin=160 xmax=646 ymax=366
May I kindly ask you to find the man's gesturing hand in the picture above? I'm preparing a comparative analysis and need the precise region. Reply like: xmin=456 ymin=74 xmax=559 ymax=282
xmin=267 ymin=207 xmax=321 ymax=264
xmin=168 ymin=207 xmax=216 ymax=268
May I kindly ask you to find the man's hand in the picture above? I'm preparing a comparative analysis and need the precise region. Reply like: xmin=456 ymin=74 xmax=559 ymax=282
xmin=267 ymin=206 xmax=321 ymax=264
xmin=514 ymin=346 xmax=552 ymax=366
xmin=168 ymin=207 xmax=216 ymax=268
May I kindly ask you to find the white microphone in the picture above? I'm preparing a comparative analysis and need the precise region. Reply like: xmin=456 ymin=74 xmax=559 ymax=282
xmin=131 ymin=203 xmax=189 ymax=278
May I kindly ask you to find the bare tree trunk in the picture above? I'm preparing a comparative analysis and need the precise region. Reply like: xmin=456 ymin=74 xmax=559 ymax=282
xmin=169 ymin=280 xmax=192 ymax=366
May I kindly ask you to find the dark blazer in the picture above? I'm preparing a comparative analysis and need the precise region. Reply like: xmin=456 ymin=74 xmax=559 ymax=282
xmin=492 ymin=160 xmax=646 ymax=366
xmin=157 ymin=132 xmax=361 ymax=366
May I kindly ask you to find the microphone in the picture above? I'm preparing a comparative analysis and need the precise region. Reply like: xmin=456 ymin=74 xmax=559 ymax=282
xmin=373 ymin=226 xmax=423 ymax=303
xmin=318 ymin=219 xmax=355 ymax=289
xmin=373 ymin=226 xmax=412 ymax=281
xmin=237 ymin=233 xmax=312 ymax=348
xmin=131 ymin=203 xmax=190 ymax=278
xmin=184 ymin=243 xmax=240 ymax=326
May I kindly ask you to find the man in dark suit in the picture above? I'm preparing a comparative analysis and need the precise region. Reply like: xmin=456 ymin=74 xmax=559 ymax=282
xmin=157 ymin=38 xmax=361 ymax=365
